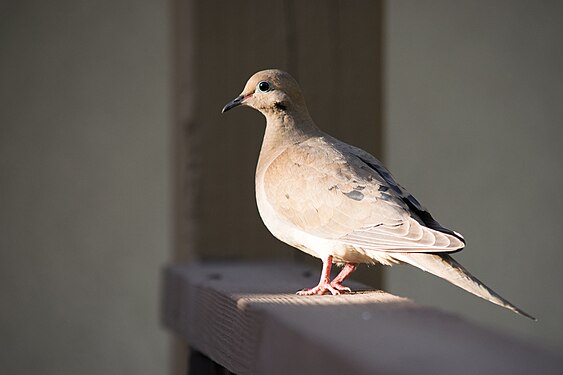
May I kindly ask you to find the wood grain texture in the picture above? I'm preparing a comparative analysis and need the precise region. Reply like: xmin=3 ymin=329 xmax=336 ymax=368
xmin=162 ymin=262 xmax=563 ymax=375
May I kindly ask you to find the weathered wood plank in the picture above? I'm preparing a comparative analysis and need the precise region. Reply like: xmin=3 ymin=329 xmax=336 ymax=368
xmin=162 ymin=262 xmax=563 ymax=375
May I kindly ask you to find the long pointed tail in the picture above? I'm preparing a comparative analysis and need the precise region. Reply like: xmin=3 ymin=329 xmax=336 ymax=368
xmin=391 ymin=253 xmax=536 ymax=320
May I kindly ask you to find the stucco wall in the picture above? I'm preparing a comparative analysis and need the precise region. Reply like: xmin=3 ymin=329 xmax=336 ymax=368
xmin=385 ymin=0 xmax=563 ymax=350
xmin=0 ymin=1 xmax=171 ymax=374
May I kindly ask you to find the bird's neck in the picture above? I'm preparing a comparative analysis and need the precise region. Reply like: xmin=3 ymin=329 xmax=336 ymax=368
xmin=256 ymin=110 xmax=321 ymax=173
xmin=261 ymin=110 xmax=320 ymax=150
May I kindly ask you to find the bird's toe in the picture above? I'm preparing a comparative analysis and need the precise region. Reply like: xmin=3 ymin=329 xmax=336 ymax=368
xmin=296 ymin=281 xmax=342 ymax=296
xmin=330 ymin=282 xmax=352 ymax=293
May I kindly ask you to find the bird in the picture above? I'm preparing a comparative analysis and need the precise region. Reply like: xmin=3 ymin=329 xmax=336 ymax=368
xmin=221 ymin=69 xmax=535 ymax=320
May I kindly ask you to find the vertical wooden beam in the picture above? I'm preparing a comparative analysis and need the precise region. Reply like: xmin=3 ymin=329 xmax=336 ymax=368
xmin=172 ymin=1 xmax=384 ymax=373
xmin=173 ymin=0 xmax=384 ymax=278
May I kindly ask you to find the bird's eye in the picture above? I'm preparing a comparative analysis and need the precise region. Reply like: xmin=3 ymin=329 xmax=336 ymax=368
xmin=257 ymin=80 xmax=272 ymax=93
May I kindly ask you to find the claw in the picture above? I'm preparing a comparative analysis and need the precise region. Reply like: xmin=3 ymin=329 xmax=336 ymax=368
xmin=297 ymin=257 xmax=358 ymax=296
xmin=330 ymin=281 xmax=351 ymax=293
xmin=297 ymin=281 xmax=341 ymax=296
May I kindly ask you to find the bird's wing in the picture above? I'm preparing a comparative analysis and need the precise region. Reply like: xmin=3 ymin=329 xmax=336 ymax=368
xmin=263 ymin=136 xmax=464 ymax=252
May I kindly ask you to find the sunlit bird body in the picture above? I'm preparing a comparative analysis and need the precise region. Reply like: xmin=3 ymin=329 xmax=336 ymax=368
xmin=222 ymin=69 xmax=534 ymax=320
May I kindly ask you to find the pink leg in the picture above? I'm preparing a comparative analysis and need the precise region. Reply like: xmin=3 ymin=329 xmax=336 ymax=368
xmin=297 ymin=255 xmax=342 ymax=295
xmin=330 ymin=263 xmax=358 ymax=292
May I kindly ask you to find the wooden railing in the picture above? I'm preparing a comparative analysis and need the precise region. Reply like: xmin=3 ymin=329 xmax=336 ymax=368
xmin=162 ymin=262 xmax=562 ymax=375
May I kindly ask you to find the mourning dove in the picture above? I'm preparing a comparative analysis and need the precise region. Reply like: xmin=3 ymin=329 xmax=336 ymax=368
xmin=222 ymin=69 xmax=534 ymax=320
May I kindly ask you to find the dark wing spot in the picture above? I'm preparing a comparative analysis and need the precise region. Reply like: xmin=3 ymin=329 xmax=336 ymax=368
xmin=344 ymin=190 xmax=364 ymax=201
xmin=380 ymin=193 xmax=393 ymax=201
xmin=285 ymin=194 xmax=290 ymax=199
xmin=378 ymin=185 xmax=389 ymax=192
xmin=357 ymin=156 xmax=403 ymax=194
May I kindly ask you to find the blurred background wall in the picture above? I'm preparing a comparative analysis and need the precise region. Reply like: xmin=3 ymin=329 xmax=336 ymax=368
xmin=0 ymin=1 xmax=171 ymax=374
xmin=385 ymin=0 xmax=563 ymax=351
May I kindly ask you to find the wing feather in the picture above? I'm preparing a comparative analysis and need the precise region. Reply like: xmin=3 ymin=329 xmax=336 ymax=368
xmin=263 ymin=136 xmax=464 ymax=253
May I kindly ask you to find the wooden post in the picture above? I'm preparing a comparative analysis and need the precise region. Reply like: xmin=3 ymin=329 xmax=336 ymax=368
xmin=172 ymin=0 xmax=384 ymax=272
xmin=171 ymin=2 xmax=384 ymax=373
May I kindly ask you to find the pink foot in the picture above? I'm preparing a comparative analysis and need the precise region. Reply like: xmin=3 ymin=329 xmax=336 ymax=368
xmin=296 ymin=257 xmax=358 ymax=296
xmin=329 ymin=281 xmax=352 ymax=293
xmin=329 ymin=262 xmax=357 ymax=293
xmin=297 ymin=281 xmax=341 ymax=296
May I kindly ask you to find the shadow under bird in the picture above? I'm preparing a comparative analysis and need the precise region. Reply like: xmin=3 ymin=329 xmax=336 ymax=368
xmin=222 ymin=69 xmax=535 ymax=320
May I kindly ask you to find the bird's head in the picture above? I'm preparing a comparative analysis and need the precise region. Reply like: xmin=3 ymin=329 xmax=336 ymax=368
xmin=222 ymin=69 xmax=308 ymax=117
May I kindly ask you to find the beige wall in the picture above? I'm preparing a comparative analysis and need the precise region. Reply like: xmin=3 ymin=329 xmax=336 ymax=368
xmin=0 ymin=1 xmax=171 ymax=374
xmin=385 ymin=0 xmax=563 ymax=350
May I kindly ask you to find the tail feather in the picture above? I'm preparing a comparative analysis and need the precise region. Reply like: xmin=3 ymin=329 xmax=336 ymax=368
xmin=391 ymin=253 xmax=536 ymax=320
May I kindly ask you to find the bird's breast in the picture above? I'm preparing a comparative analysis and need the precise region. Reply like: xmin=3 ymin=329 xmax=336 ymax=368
xmin=255 ymin=155 xmax=374 ymax=264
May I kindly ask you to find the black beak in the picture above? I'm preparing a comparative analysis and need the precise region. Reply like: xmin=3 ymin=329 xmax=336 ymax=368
xmin=221 ymin=95 xmax=245 ymax=113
